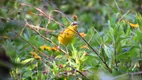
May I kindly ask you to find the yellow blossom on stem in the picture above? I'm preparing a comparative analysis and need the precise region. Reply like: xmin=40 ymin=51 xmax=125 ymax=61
xmin=82 ymin=52 xmax=88 ymax=56
xmin=30 ymin=52 xmax=41 ymax=60
xmin=80 ymin=44 xmax=89 ymax=49
xmin=40 ymin=45 xmax=59 ymax=52
xmin=79 ymin=32 xmax=87 ymax=38
xmin=40 ymin=45 xmax=52 ymax=51
xmin=26 ymin=10 xmax=33 ymax=15
xmin=2 ymin=36 xmax=9 ymax=39
xmin=129 ymin=23 xmax=139 ymax=28
xmin=51 ymin=46 xmax=59 ymax=52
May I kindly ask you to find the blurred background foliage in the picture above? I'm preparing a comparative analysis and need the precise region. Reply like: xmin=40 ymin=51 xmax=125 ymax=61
xmin=0 ymin=0 xmax=142 ymax=80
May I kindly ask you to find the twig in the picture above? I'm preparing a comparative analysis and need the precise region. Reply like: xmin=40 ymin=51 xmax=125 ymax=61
xmin=20 ymin=23 xmax=27 ymax=36
xmin=26 ymin=22 xmax=55 ymax=45
xmin=76 ymin=70 xmax=89 ymax=80
xmin=101 ymin=44 xmax=106 ymax=61
xmin=35 ymin=8 xmax=64 ymax=26
xmin=114 ymin=0 xmax=120 ymax=11
xmin=114 ymin=45 xmax=118 ymax=71
xmin=117 ymin=10 xmax=130 ymax=22
xmin=69 ymin=66 xmax=89 ymax=80
xmin=24 ymin=21 xmax=54 ymax=32
xmin=48 ymin=10 xmax=72 ymax=27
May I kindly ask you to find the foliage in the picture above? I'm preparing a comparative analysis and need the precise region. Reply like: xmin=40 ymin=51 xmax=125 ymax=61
xmin=0 ymin=0 xmax=142 ymax=80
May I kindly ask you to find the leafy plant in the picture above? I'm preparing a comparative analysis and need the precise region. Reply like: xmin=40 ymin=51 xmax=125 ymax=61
xmin=0 ymin=0 xmax=142 ymax=80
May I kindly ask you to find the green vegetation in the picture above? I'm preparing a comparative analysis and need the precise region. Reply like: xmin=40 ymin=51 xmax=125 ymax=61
xmin=0 ymin=0 xmax=142 ymax=80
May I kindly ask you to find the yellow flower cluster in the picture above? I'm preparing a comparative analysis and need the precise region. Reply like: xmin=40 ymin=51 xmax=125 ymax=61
xmin=120 ymin=19 xmax=139 ymax=28
xmin=79 ymin=32 xmax=87 ymax=38
xmin=30 ymin=52 xmax=41 ymax=60
xmin=80 ymin=44 xmax=89 ymax=49
xmin=40 ymin=45 xmax=52 ymax=51
xmin=2 ymin=36 xmax=9 ymax=39
xmin=40 ymin=45 xmax=59 ymax=51
xmin=129 ymin=23 xmax=139 ymax=28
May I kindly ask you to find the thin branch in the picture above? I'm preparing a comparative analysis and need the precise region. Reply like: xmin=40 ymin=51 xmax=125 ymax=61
xmin=76 ymin=70 xmax=89 ymax=80
xmin=24 ymin=23 xmax=54 ymax=32
xmin=48 ymin=10 xmax=72 ymax=27
xmin=101 ymin=44 xmax=106 ymax=61
xmin=114 ymin=44 xmax=118 ymax=71
xmin=117 ymin=10 xmax=130 ymax=22
xmin=69 ymin=66 xmax=89 ymax=80
xmin=26 ymin=22 xmax=55 ymax=45
xmin=114 ymin=0 xmax=120 ymax=11
xmin=20 ymin=23 xmax=27 ymax=36
xmin=35 ymin=8 xmax=64 ymax=26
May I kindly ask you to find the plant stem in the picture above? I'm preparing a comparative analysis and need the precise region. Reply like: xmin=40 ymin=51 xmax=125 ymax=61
xmin=101 ymin=44 xmax=107 ymax=62
xmin=114 ymin=45 xmax=118 ymax=71
xmin=70 ymin=66 xmax=89 ymax=80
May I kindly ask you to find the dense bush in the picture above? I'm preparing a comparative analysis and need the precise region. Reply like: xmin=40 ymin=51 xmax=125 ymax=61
xmin=0 ymin=0 xmax=142 ymax=80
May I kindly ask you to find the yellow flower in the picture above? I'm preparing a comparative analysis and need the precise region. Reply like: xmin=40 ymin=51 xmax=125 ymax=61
xmin=80 ymin=44 xmax=89 ymax=49
xmin=79 ymin=32 xmax=87 ymax=38
xmin=30 ymin=52 xmax=41 ymax=60
xmin=2 ymin=36 xmax=9 ymax=39
xmin=82 ymin=52 xmax=88 ymax=56
xmin=40 ymin=45 xmax=52 ymax=51
xmin=26 ymin=10 xmax=33 ymax=15
xmin=40 ymin=45 xmax=59 ymax=52
xmin=64 ymin=78 xmax=67 ymax=80
xmin=51 ymin=46 xmax=59 ymax=52
xmin=129 ymin=23 xmax=139 ymax=28
xmin=58 ymin=22 xmax=78 ymax=46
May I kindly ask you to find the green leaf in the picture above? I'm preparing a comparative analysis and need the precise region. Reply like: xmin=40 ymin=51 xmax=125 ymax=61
xmin=21 ymin=58 xmax=34 ymax=65
xmin=104 ymin=45 xmax=114 ymax=59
